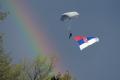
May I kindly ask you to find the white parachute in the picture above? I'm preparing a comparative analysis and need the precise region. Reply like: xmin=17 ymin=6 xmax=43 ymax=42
xmin=60 ymin=11 xmax=80 ymax=21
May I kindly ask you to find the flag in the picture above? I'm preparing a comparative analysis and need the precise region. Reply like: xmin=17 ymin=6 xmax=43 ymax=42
xmin=74 ymin=36 xmax=99 ymax=50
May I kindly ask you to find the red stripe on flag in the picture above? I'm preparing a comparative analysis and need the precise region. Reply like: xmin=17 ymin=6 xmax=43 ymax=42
xmin=73 ymin=36 xmax=84 ymax=41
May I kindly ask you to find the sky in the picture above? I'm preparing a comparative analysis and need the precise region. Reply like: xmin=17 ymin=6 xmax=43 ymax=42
xmin=0 ymin=0 xmax=120 ymax=80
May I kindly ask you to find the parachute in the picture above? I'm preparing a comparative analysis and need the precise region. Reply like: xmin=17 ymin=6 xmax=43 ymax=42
xmin=60 ymin=11 xmax=80 ymax=39
xmin=73 ymin=35 xmax=99 ymax=50
xmin=60 ymin=11 xmax=79 ymax=21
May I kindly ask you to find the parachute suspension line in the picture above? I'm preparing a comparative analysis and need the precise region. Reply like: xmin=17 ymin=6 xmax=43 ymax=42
xmin=67 ymin=20 xmax=73 ymax=39
xmin=67 ymin=19 xmax=72 ymax=33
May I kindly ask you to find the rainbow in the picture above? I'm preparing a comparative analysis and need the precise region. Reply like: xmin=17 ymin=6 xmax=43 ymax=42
xmin=5 ymin=0 xmax=63 ymax=73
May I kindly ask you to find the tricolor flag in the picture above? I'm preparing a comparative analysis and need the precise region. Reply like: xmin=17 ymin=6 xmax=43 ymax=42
xmin=73 ymin=36 xmax=99 ymax=50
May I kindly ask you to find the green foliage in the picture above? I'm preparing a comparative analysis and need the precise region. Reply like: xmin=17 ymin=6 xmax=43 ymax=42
xmin=62 ymin=71 xmax=72 ymax=80
xmin=19 ymin=55 xmax=54 ymax=80
xmin=0 ymin=36 xmax=75 ymax=80
xmin=9 ymin=64 xmax=22 ymax=80
xmin=0 ymin=52 xmax=11 ymax=80
xmin=0 ymin=34 xmax=22 ymax=80
xmin=0 ymin=11 xmax=8 ymax=21
xmin=0 ymin=51 xmax=75 ymax=80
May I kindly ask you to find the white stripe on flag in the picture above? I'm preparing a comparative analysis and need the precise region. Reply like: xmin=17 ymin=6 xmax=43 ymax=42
xmin=79 ymin=37 xmax=99 ymax=50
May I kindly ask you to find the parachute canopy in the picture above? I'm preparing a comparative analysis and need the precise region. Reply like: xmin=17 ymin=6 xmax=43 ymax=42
xmin=74 ymin=35 xmax=99 ymax=50
xmin=60 ymin=11 xmax=79 ymax=21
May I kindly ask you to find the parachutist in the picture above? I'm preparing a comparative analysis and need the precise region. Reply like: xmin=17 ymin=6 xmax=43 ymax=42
xmin=69 ymin=32 xmax=72 ymax=39
xmin=60 ymin=11 xmax=79 ymax=39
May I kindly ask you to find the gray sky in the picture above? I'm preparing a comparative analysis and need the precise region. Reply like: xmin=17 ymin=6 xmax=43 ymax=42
xmin=1 ymin=0 xmax=120 ymax=80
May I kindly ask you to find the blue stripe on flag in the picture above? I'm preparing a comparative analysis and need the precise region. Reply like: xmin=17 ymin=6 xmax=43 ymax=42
xmin=77 ymin=39 xmax=84 ymax=45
